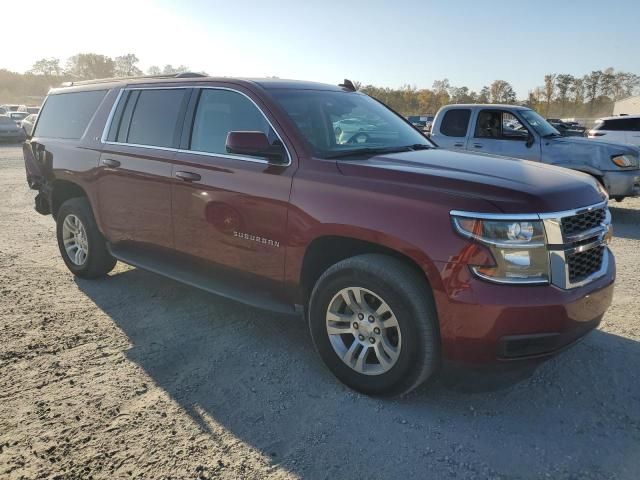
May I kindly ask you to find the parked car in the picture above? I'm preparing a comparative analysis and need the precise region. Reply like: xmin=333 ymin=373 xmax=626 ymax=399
xmin=1 ymin=104 xmax=20 ymax=112
xmin=588 ymin=115 xmax=640 ymax=147
xmin=333 ymin=117 xmax=378 ymax=143
xmin=546 ymin=119 xmax=585 ymax=137
xmin=7 ymin=111 xmax=29 ymax=126
xmin=20 ymin=113 xmax=37 ymax=136
xmin=17 ymin=105 xmax=41 ymax=115
xmin=23 ymin=76 xmax=615 ymax=396
xmin=0 ymin=107 xmax=7 ymax=116
xmin=431 ymin=104 xmax=640 ymax=201
xmin=407 ymin=115 xmax=434 ymax=133
xmin=0 ymin=115 xmax=26 ymax=142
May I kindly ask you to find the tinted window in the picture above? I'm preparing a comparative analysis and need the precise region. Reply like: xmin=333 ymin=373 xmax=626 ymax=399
xmin=126 ymin=89 xmax=187 ymax=148
xmin=599 ymin=118 xmax=638 ymax=131
xmin=441 ymin=109 xmax=470 ymax=137
xmin=34 ymin=90 xmax=106 ymax=139
xmin=190 ymin=89 xmax=276 ymax=156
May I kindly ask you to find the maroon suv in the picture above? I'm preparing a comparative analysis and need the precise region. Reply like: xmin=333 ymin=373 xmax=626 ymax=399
xmin=23 ymin=75 xmax=615 ymax=395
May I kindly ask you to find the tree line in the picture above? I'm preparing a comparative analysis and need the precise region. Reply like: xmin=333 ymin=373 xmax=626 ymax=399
xmin=1 ymin=53 xmax=638 ymax=121
xmin=0 ymin=53 xmax=190 ymax=104
xmin=359 ymin=68 xmax=640 ymax=119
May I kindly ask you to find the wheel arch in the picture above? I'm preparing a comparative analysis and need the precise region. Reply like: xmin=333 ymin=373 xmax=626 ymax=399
xmin=298 ymin=234 xmax=442 ymax=304
xmin=50 ymin=179 xmax=88 ymax=219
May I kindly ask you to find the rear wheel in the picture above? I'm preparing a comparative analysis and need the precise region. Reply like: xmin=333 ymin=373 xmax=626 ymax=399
xmin=308 ymin=254 xmax=440 ymax=396
xmin=56 ymin=197 xmax=116 ymax=279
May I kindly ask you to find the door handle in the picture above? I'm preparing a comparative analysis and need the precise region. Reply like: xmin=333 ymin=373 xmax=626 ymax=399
xmin=472 ymin=143 xmax=483 ymax=149
xmin=175 ymin=171 xmax=201 ymax=182
xmin=102 ymin=158 xmax=121 ymax=168
xmin=453 ymin=142 xmax=464 ymax=147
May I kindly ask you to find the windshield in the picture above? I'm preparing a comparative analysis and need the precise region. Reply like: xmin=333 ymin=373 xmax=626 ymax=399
xmin=269 ymin=89 xmax=433 ymax=158
xmin=520 ymin=109 xmax=560 ymax=137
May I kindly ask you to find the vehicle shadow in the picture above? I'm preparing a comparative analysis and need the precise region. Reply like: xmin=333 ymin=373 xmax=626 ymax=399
xmin=610 ymin=205 xmax=640 ymax=240
xmin=75 ymin=267 xmax=640 ymax=479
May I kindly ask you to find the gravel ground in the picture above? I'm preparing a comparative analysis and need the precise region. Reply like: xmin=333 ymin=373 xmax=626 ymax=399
xmin=1 ymin=143 xmax=639 ymax=480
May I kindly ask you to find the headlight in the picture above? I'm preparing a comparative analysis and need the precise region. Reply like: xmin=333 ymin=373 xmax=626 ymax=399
xmin=451 ymin=216 xmax=549 ymax=284
xmin=611 ymin=154 xmax=639 ymax=168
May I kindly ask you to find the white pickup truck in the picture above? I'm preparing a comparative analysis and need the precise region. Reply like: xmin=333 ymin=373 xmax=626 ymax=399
xmin=430 ymin=104 xmax=640 ymax=201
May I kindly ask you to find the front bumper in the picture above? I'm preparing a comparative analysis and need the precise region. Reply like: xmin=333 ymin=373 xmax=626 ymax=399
xmin=435 ymin=249 xmax=615 ymax=364
xmin=602 ymin=169 xmax=640 ymax=197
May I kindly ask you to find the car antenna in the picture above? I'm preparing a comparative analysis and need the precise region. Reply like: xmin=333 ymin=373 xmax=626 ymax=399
xmin=339 ymin=79 xmax=357 ymax=92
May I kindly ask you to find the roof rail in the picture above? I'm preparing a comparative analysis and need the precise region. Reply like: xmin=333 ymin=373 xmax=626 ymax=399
xmin=60 ymin=72 xmax=208 ymax=87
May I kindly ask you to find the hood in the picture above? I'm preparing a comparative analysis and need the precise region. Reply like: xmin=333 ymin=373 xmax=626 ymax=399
xmin=542 ymin=135 xmax=640 ymax=170
xmin=337 ymin=148 xmax=605 ymax=214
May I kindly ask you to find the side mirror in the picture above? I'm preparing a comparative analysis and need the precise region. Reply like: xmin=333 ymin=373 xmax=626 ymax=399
xmin=225 ymin=131 xmax=286 ymax=163
xmin=526 ymin=132 xmax=535 ymax=148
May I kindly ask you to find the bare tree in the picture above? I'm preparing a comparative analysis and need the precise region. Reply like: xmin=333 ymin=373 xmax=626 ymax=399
xmin=147 ymin=65 xmax=162 ymax=76
xmin=542 ymin=74 xmax=556 ymax=115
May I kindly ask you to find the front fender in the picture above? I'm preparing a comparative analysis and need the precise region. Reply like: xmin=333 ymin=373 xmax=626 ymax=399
xmin=542 ymin=136 xmax=637 ymax=172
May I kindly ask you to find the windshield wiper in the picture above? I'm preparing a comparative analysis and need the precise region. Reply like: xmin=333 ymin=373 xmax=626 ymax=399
xmin=324 ymin=146 xmax=412 ymax=159
xmin=325 ymin=144 xmax=432 ymax=160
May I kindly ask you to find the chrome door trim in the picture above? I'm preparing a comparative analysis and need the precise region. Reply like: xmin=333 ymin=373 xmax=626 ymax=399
xmin=100 ymin=85 xmax=292 ymax=167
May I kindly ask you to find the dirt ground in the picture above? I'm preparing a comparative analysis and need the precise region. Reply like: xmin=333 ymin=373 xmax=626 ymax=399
xmin=0 ymin=143 xmax=639 ymax=480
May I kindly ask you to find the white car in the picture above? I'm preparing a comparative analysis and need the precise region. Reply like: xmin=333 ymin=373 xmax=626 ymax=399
xmin=588 ymin=115 xmax=640 ymax=147
xmin=333 ymin=118 xmax=378 ymax=144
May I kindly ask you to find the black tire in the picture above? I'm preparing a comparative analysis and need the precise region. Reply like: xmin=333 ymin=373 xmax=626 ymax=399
xmin=308 ymin=254 xmax=440 ymax=396
xmin=56 ymin=197 xmax=116 ymax=279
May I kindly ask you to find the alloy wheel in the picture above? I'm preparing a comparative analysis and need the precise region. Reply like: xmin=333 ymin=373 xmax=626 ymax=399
xmin=325 ymin=287 xmax=401 ymax=375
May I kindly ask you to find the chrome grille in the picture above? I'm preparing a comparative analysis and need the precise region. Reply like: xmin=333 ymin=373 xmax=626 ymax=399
xmin=542 ymin=201 xmax=611 ymax=289
xmin=567 ymin=246 xmax=605 ymax=283
xmin=561 ymin=207 xmax=606 ymax=236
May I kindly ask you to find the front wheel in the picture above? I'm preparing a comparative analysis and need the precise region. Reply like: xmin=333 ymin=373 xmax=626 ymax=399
xmin=56 ymin=197 xmax=116 ymax=279
xmin=308 ymin=254 xmax=440 ymax=396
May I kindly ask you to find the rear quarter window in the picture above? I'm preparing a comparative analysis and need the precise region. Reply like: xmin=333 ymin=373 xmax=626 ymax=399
xmin=597 ymin=118 xmax=636 ymax=131
xmin=440 ymin=109 xmax=471 ymax=137
xmin=34 ymin=90 xmax=107 ymax=139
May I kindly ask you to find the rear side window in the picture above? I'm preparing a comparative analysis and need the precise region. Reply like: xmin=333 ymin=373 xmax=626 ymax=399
xmin=440 ymin=109 xmax=470 ymax=137
xmin=106 ymin=89 xmax=188 ymax=148
xmin=190 ymin=89 xmax=276 ymax=156
xmin=596 ymin=118 xmax=640 ymax=131
xmin=127 ymin=89 xmax=187 ymax=148
xmin=34 ymin=90 xmax=106 ymax=139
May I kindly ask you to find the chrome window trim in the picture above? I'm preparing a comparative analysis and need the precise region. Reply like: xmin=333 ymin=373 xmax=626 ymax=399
xmin=100 ymin=88 xmax=124 ymax=143
xmin=450 ymin=200 xmax=612 ymax=290
xmin=100 ymin=85 xmax=292 ymax=167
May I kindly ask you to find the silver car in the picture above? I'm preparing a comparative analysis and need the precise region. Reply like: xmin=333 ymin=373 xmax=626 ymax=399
xmin=0 ymin=115 xmax=26 ymax=143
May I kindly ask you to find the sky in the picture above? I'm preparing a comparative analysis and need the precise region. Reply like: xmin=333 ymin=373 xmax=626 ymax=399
xmin=3 ymin=0 xmax=639 ymax=98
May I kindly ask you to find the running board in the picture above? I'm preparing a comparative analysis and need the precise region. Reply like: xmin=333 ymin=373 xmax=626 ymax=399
xmin=107 ymin=243 xmax=298 ymax=316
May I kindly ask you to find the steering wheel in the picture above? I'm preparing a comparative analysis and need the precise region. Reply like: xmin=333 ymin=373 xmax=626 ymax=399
xmin=346 ymin=132 xmax=370 ymax=144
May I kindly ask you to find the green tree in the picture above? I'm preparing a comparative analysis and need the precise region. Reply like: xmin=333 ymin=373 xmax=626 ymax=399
xmin=28 ymin=58 xmax=62 ymax=76
xmin=555 ymin=74 xmax=574 ymax=115
xmin=66 ymin=53 xmax=115 ymax=80
xmin=114 ymin=54 xmax=142 ymax=77
xmin=489 ymin=80 xmax=516 ymax=103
